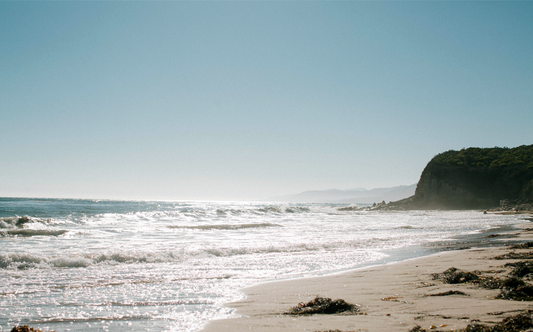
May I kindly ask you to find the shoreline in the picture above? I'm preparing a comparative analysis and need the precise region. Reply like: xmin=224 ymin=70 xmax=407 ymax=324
xmin=201 ymin=220 xmax=533 ymax=332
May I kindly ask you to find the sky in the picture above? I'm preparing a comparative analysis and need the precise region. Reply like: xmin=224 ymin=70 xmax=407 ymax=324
xmin=1 ymin=1 xmax=532 ymax=201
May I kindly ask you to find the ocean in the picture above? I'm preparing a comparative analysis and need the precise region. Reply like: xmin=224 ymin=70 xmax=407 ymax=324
xmin=0 ymin=198 xmax=527 ymax=332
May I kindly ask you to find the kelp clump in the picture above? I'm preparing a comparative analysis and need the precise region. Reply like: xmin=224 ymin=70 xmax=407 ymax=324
xmin=476 ymin=275 xmax=525 ymax=290
xmin=497 ymin=277 xmax=533 ymax=301
xmin=493 ymin=251 xmax=533 ymax=260
xmin=464 ymin=313 xmax=533 ymax=332
xmin=432 ymin=267 xmax=480 ymax=284
xmin=286 ymin=297 xmax=359 ymax=315
xmin=509 ymin=242 xmax=533 ymax=249
xmin=427 ymin=290 xmax=468 ymax=297
xmin=505 ymin=261 xmax=533 ymax=278
xmin=408 ymin=327 xmax=426 ymax=332
xmin=408 ymin=312 xmax=533 ymax=332
xmin=477 ymin=274 xmax=533 ymax=301
xmin=433 ymin=266 xmax=533 ymax=301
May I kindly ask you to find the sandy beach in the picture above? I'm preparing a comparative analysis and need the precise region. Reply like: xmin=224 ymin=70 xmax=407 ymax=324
xmin=202 ymin=221 xmax=533 ymax=332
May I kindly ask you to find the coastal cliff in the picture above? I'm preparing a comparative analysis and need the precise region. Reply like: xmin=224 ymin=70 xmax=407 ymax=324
xmin=388 ymin=145 xmax=533 ymax=210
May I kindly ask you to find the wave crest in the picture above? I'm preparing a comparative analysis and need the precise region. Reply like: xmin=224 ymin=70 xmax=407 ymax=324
xmin=0 ymin=251 xmax=187 ymax=270
xmin=0 ymin=216 xmax=35 ymax=228
xmin=168 ymin=222 xmax=281 ymax=230
xmin=0 ymin=229 xmax=68 ymax=237
xmin=0 ymin=240 xmax=348 ymax=270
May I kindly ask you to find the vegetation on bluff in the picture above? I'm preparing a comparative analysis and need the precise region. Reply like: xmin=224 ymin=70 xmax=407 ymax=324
xmin=412 ymin=145 xmax=533 ymax=209
xmin=429 ymin=145 xmax=533 ymax=170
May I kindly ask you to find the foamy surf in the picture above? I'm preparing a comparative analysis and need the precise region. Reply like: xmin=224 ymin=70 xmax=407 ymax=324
xmin=0 ymin=198 xmax=526 ymax=332
xmin=167 ymin=222 xmax=281 ymax=230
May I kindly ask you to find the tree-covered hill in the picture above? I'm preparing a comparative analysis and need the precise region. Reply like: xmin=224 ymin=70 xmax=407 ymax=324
xmin=391 ymin=145 xmax=533 ymax=210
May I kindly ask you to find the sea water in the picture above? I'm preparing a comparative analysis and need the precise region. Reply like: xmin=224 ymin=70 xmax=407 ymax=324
xmin=0 ymin=198 xmax=527 ymax=332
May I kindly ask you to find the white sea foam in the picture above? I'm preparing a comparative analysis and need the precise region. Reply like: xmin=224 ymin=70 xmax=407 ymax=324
xmin=168 ymin=222 xmax=281 ymax=230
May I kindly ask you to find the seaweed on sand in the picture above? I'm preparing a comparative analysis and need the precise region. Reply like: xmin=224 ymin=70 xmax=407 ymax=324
xmin=408 ymin=327 xmax=426 ymax=332
xmin=498 ymin=313 xmax=533 ymax=331
xmin=432 ymin=268 xmax=480 ymax=284
xmin=493 ymin=251 xmax=533 ymax=260
xmin=286 ymin=297 xmax=360 ymax=315
xmin=464 ymin=313 xmax=533 ymax=332
xmin=504 ymin=261 xmax=533 ymax=278
xmin=509 ymin=242 xmax=533 ymax=249
xmin=476 ymin=275 xmax=533 ymax=301
xmin=408 ymin=313 xmax=533 ymax=332
xmin=475 ymin=274 xmax=525 ymax=289
xmin=498 ymin=284 xmax=533 ymax=301
xmin=497 ymin=277 xmax=533 ymax=301
xmin=433 ymin=266 xmax=533 ymax=301
xmin=408 ymin=326 xmax=448 ymax=332
xmin=476 ymin=276 xmax=504 ymax=289
xmin=475 ymin=273 xmax=533 ymax=301
xmin=427 ymin=290 xmax=468 ymax=296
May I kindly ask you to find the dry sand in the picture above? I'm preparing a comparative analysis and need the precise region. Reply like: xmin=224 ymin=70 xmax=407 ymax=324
xmin=202 ymin=222 xmax=533 ymax=332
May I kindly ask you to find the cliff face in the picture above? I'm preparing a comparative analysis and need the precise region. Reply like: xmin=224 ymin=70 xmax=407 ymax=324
xmin=393 ymin=145 xmax=533 ymax=210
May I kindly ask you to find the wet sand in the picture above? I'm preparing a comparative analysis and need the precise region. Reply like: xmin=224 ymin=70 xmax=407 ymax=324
xmin=202 ymin=222 xmax=533 ymax=332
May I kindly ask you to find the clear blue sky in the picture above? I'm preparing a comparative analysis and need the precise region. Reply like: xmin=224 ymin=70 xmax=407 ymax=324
xmin=1 ymin=1 xmax=532 ymax=201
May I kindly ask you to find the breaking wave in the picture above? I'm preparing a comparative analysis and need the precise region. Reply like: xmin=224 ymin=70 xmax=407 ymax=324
xmin=0 ymin=229 xmax=68 ymax=237
xmin=0 ymin=239 xmax=369 ymax=270
xmin=0 ymin=216 xmax=36 ymax=228
xmin=168 ymin=222 xmax=281 ymax=230
xmin=210 ymin=206 xmax=312 ymax=216
xmin=0 ymin=252 xmax=186 ymax=270
xmin=0 ymin=215 xmax=71 ymax=228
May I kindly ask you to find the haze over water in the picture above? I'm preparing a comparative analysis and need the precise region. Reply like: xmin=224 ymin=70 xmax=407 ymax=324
xmin=0 ymin=198 xmax=526 ymax=332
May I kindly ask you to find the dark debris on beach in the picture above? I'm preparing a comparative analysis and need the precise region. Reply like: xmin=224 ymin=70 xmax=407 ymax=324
xmin=505 ymin=261 xmax=533 ymax=278
xmin=431 ymin=261 xmax=533 ymax=301
xmin=412 ymin=237 xmax=533 ymax=332
xmin=286 ymin=297 xmax=360 ymax=315
xmin=509 ymin=241 xmax=533 ymax=249
xmin=408 ymin=312 xmax=533 ymax=332
xmin=494 ymin=251 xmax=533 ymax=260
xmin=427 ymin=290 xmax=468 ymax=297
xmin=432 ymin=267 xmax=480 ymax=284
xmin=496 ymin=276 xmax=533 ymax=301
xmin=421 ymin=243 xmax=533 ymax=331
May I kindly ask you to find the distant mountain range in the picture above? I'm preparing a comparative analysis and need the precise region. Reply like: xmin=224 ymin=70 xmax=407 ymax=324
xmin=268 ymin=184 xmax=416 ymax=204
